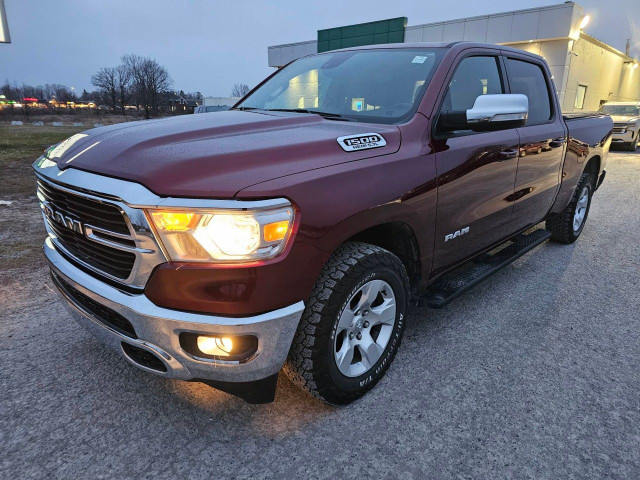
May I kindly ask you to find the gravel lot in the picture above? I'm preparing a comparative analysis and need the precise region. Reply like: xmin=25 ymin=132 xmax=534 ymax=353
xmin=1 ymin=150 xmax=639 ymax=479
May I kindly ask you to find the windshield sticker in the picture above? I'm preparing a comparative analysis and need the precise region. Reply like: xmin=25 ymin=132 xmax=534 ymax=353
xmin=337 ymin=133 xmax=387 ymax=152
xmin=412 ymin=56 xmax=428 ymax=64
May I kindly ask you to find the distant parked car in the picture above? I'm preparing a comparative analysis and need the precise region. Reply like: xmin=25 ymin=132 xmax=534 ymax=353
xmin=598 ymin=102 xmax=640 ymax=151
xmin=194 ymin=105 xmax=231 ymax=114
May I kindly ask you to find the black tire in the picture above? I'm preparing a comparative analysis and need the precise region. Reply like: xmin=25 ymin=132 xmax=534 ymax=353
xmin=627 ymin=135 xmax=638 ymax=151
xmin=284 ymin=242 xmax=409 ymax=405
xmin=546 ymin=173 xmax=594 ymax=243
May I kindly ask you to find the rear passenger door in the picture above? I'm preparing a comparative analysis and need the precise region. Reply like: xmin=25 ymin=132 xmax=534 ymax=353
xmin=504 ymin=55 xmax=567 ymax=233
xmin=431 ymin=53 xmax=520 ymax=273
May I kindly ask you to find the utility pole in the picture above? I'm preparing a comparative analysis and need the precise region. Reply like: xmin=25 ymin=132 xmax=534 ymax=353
xmin=625 ymin=39 xmax=631 ymax=56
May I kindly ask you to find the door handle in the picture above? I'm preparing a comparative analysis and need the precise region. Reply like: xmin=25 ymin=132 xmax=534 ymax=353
xmin=550 ymin=137 xmax=566 ymax=148
xmin=499 ymin=148 xmax=519 ymax=160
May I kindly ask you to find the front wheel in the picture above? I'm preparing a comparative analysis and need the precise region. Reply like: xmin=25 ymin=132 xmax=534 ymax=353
xmin=284 ymin=242 xmax=409 ymax=405
xmin=628 ymin=134 xmax=638 ymax=151
xmin=546 ymin=173 xmax=593 ymax=243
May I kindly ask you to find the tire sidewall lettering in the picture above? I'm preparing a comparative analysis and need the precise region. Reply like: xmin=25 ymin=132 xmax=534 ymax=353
xmin=327 ymin=265 xmax=405 ymax=390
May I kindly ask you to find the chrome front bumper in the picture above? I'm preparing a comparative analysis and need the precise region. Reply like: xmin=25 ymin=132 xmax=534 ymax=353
xmin=45 ymin=238 xmax=304 ymax=383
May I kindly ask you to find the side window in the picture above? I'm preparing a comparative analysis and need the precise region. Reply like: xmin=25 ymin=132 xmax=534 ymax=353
xmin=442 ymin=56 xmax=504 ymax=112
xmin=506 ymin=58 xmax=553 ymax=124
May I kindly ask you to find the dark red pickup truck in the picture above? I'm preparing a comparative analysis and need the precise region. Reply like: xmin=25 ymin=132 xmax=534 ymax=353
xmin=34 ymin=42 xmax=612 ymax=404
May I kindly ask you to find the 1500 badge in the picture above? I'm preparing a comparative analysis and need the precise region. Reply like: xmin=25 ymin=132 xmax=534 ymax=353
xmin=337 ymin=133 xmax=387 ymax=152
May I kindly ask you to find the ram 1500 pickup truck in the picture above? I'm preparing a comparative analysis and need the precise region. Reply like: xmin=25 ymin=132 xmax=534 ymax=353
xmin=34 ymin=42 xmax=612 ymax=404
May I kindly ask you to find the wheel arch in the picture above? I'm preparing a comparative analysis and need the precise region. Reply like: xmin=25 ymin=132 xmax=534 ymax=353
xmin=344 ymin=221 xmax=422 ymax=303
xmin=550 ymin=152 xmax=603 ymax=215
xmin=583 ymin=154 xmax=601 ymax=186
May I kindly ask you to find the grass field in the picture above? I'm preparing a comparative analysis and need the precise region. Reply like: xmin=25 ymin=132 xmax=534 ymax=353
xmin=0 ymin=125 xmax=85 ymax=197
xmin=0 ymin=125 xmax=85 ymax=269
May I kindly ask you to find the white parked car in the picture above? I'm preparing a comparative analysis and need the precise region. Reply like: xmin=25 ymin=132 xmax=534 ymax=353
xmin=598 ymin=102 xmax=640 ymax=151
xmin=194 ymin=105 xmax=231 ymax=114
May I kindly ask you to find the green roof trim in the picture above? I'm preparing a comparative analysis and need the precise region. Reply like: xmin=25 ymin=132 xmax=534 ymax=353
xmin=317 ymin=17 xmax=407 ymax=53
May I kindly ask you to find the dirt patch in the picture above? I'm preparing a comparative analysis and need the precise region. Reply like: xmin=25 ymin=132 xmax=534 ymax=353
xmin=0 ymin=196 xmax=47 ymax=271
xmin=0 ymin=126 xmax=90 ymax=272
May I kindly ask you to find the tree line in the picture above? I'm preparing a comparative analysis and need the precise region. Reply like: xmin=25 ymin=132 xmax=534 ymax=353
xmin=1 ymin=82 xmax=78 ymax=103
xmin=2 ymin=54 xmax=251 ymax=119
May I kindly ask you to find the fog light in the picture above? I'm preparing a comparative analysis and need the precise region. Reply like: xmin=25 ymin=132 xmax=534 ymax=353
xmin=197 ymin=336 xmax=233 ymax=357
xmin=180 ymin=333 xmax=259 ymax=362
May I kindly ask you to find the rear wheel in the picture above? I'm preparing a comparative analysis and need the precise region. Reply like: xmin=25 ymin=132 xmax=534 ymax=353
xmin=284 ymin=242 xmax=409 ymax=405
xmin=546 ymin=173 xmax=593 ymax=243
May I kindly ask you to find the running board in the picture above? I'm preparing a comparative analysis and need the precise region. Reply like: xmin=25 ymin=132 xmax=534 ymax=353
xmin=423 ymin=228 xmax=552 ymax=308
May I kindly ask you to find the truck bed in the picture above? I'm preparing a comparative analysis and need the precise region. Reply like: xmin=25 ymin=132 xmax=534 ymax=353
xmin=562 ymin=111 xmax=604 ymax=120
xmin=564 ymin=112 xmax=612 ymax=146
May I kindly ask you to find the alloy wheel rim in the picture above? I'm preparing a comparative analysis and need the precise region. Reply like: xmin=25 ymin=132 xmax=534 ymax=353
xmin=573 ymin=186 xmax=589 ymax=232
xmin=334 ymin=279 xmax=396 ymax=378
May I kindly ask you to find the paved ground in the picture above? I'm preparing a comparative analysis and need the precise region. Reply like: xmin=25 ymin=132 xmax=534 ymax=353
xmin=1 ymin=150 xmax=639 ymax=479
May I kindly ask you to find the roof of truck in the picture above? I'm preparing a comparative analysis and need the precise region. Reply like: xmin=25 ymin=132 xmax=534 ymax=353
xmin=310 ymin=41 xmax=545 ymax=62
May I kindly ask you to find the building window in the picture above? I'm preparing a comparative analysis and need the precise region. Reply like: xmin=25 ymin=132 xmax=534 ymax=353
xmin=574 ymin=84 xmax=587 ymax=110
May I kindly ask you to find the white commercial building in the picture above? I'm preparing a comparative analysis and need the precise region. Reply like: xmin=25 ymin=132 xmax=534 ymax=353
xmin=202 ymin=97 xmax=239 ymax=107
xmin=267 ymin=2 xmax=639 ymax=112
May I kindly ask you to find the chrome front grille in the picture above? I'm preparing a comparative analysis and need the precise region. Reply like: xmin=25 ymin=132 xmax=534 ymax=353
xmin=33 ymin=159 xmax=289 ymax=289
xmin=37 ymin=179 xmax=130 ymax=234
xmin=37 ymin=179 xmax=137 ymax=280
xmin=613 ymin=123 xmax=627 ymax=134
xmin=34 ymin=168 xmax=168 ymax=289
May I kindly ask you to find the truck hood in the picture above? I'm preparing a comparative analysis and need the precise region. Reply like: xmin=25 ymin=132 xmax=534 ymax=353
xmin=47 ymin=110 xmax=400 ymax=198
xmin=610 ymin=115 xmax=640 ymax=123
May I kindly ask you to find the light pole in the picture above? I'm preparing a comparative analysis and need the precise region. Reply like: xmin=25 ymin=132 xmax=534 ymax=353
xmin=0 ymin=0 xmax=10 ymax=43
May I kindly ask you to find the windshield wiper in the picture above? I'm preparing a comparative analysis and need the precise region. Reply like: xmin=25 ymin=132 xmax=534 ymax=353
xmin=264 ymin=108 xmax=355 ymax=121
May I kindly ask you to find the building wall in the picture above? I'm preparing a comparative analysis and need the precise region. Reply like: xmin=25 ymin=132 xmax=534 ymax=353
xmin=404 ymin=2 xmax=583 ymax=45
xmin=203 ymin=97 xmax=239 ymax=107
xmin=268 ymin=40 xmax=317 ymax=69
xmin=562 ymin=36 xmax=640 ymax=111
xmin=505 ymin=40 xmax=571 ymax=107
xmin=268 ymin=2 xmax=585 ymax=68
xmin=266 ymin=2 xmax=640 ymax=111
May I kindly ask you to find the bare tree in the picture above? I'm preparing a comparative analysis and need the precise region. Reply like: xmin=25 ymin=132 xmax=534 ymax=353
xmin=115 ymin=64 xmax=131 ymax=114
xmin=231 ymin=83 xmax=250 ymax=98
xmin=91 ymin=67 xmax=117 ymax=112
xmin=122 ymin=54 xmax=172 ymax=119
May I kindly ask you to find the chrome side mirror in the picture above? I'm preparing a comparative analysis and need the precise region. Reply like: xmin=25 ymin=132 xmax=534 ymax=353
xmin=439 ymin=94 xmax=529 ymax=132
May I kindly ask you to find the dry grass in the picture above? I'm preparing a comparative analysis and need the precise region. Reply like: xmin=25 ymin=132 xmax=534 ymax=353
xmin=0 ymin=111 xmax=146 ymax=126
xmin=0 ymin=125 xmax=86 ymax=198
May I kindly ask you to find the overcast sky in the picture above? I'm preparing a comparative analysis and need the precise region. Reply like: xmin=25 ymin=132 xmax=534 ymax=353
xmin=1 ymin=0 xmax=638 ymax=96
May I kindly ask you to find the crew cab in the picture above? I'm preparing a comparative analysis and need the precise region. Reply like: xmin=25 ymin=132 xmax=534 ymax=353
xmin=598 ymin=101 xmax=640 ymax=151
xmin=34 ymin=42 xmax=612 ymax=404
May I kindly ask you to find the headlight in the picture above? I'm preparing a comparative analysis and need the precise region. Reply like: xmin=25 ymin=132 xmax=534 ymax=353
xmin=147 ymin=203 xmax=294 ymax=263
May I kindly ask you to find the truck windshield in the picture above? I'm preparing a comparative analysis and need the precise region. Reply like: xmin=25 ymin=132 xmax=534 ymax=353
xmin=598 ymin=105 xmax=640 ymax=116
xmin=236 ymin=48 xmax=445 ymax=124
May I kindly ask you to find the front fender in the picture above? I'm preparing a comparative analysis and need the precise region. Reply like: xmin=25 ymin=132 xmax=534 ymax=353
xmin=236 ymin=150 xmax=438 ymax=281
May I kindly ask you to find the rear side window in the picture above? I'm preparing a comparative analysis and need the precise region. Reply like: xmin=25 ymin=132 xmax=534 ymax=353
xmin=442 ymin=56 xmax=504 ymax=112
xmin=506 ymin=58 xmax=553 ymax=124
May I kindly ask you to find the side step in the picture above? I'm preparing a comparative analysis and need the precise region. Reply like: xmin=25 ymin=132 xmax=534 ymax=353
xmin=423 ymin=228 xmax=552 ymax=308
